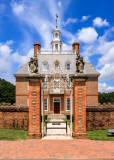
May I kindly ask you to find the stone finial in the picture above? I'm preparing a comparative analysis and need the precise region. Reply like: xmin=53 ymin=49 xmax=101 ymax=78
xmin=76 ymin=55 xmax=85 ymax=73
xmin=29 ymin=56 xmax=38 ymax=74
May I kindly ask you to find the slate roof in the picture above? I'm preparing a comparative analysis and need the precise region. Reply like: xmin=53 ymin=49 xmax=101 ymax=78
xmin=14 ymin=54 xmax=100 ymax=77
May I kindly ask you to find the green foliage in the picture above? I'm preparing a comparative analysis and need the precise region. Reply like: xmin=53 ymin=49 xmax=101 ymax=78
xmin=0 ymin=129 xmax=28 ymax=140
xmin=98 ymin=92 xmax=114 ymax=104
xmin=0 ymin=78 xmax=15 ymax=104
xmin=87 ymin=130 xmax=114 ymax=141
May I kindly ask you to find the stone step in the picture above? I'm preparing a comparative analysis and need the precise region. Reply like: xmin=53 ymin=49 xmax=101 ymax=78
xmin=47 ymin=114 xmax=66 ymax=119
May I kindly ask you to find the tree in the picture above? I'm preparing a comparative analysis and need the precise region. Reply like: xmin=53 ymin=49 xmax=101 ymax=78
xmin=98 ymin=92 xmax=114 ymax=104
xmin=0 ymin=78 xmax=15 ymax=104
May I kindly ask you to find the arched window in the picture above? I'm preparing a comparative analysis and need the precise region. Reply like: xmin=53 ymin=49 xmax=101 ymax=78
xmin=55 ymin=33 xmax=58 ymax=38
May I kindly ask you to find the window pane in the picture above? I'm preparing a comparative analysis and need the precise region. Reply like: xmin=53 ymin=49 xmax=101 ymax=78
xmin=44 ymin=98 xmax=47 ymax=110
xmin=66 ymin=98 xmax=70 ymax=110
xmin=66 ymin=63 xmax=70 ymax=70
xmin=54 ymin=98 xmax=60 ymax=102
xmin=55 ymin=44 xmax=58 ymax=50
xmin=43 ymin=63 xmax=48 ymax=71
xmin=55 ymin=33 xmax=58 ymax=38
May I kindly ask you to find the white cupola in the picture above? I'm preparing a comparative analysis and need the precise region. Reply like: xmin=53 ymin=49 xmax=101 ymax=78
xmin=51 ymin=25 xmax=63 ymax=54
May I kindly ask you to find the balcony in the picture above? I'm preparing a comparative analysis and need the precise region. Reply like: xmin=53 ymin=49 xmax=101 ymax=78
xmin=49 ymin=88 xmax=64 ymax=94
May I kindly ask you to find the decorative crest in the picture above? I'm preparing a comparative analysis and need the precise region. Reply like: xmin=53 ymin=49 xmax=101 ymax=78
xmin=56 ymin=14 xmax=58 ymax=28
xmin=76 ymin=55 xmax=85 ymax=74
xmin=29 ymin=56 xmax=38 ymax=74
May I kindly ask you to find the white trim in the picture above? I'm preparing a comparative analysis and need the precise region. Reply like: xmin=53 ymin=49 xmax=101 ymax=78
xmin=44 ymin=98 xmax=48 ymax=111
xmin=53 ymin=97 xmax=61 ymax=114
xmin=66 ymin=97 xmax=70 ymax=111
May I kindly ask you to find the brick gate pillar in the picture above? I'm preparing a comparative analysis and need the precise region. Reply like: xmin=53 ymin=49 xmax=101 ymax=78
xmin=73 ymin=79 xmax=87 ymax=139
xmin=28 ymin=79 xmax=41 ymax=139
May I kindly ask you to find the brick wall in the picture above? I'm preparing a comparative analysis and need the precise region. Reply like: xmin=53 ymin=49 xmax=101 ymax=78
xmin=16 ymin=78 xmax=29 ymax=106
xmin=0 ymin=106 xmax=28 ymax=130
xmin=86 ymin=77 xmax=98 ymax=106
xmin=86 ymin=105 xmax=114 ymax=131
xmin=0 ymin=105 xmax=113 ymax=131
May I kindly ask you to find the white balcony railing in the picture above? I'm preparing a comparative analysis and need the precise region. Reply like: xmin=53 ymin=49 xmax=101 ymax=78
xmin=40 ymin=50 xmax=74 ymax=54
xmin=49 ymin=88 xmax=64 ymax=94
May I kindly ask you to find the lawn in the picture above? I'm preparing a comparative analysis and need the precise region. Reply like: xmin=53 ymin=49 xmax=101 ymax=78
xmin=87 ymin=130 xmax=114 ymax=141
xmin=0 ymin=127 xmax=114 ymax=141
xmin=0 ymin=129 xmax=28 ymax=140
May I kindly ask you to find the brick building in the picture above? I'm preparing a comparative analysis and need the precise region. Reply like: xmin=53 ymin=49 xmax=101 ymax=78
xmin=14 ymin=25 xmax=100 ymax=139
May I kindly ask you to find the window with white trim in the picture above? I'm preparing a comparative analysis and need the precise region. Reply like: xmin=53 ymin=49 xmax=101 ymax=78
xmin=44 ymin=98 xmax=48 ymax=111
xmin=66 ymin=63 xmax=71 ymax=71
xmin=66 ymin=98 xmax=70 ymax=111
xmin=43 ymin=62 xmax=48 ymax=71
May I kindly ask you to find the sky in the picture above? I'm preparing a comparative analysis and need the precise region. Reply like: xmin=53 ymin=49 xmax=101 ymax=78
xmin=0 ymin=0 xmax=114 ymax=93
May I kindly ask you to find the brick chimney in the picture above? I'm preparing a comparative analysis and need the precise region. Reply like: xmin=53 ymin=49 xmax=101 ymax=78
xmin=72 ymin=42 xmax=80 ymax=55
xmin=34 ymin=42 xmax=41 ymax=56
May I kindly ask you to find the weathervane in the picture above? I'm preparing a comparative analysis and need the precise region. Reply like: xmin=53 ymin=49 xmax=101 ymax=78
xmin=56 ymin=14 xmax=58 ymax=28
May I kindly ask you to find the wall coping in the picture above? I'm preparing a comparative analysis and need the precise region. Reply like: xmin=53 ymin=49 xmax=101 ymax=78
xmin=0 ymin=105 xmax=114 ymax=112
xmin=87 ymin=105 xmax=114 ymax=112
xmin=0 ymin=106 xmax=28 ymax=112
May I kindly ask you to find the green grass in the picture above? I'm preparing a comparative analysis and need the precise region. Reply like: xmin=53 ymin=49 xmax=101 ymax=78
xmin=87 ymin=130 xmax=114 ymax=141
xmin=0 ymin=121 xmax=114 ymax=141
xmin=0 ymin=129 xmax=28 ymax=140
xmin=63 ymin=119 xmax=114 ymax=141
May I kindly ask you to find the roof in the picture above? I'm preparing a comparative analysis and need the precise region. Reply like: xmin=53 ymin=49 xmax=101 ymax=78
xmin=14 ymin=54 xmax=100 ymax=77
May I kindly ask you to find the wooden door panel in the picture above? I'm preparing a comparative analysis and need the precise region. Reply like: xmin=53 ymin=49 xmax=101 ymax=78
xmin=54 ymin=102 xmax=60 ymax=114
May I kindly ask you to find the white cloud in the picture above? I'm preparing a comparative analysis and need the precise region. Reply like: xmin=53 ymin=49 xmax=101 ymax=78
xmin=0 ymin=40 xmax=34 ymax=74
xmin=58 ymin=1 xmax=61 ymax=7
xmin=99 ymin=82 xmax=114 ymax=93
xmin=77 ymin=27 xmax=98 ymax=43
xmin=11 ymin=2 xmax=25 ymax=15
xmin=12 ymin=48 xmax=33 ymax=64
xmin=98 ymin=63 xmax=114 ymax=81
xmin=93 ymin=17 xmax=109 ymax=28
xmin=0 ymin=42 xmax=12 ymax=73
xmin=63 ymin=18 xmax=78 ymax=26
xmin=81 ymin=15 xmax=91 ymax=21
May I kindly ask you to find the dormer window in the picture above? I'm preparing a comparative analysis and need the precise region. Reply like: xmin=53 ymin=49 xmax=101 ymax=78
xmin=43 ymin=62 xmax=48 ymax=71
xmin=65 ymin=61 xmax=71 ymax=71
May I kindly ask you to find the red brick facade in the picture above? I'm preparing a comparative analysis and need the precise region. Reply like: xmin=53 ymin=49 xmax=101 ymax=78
xmin=86 ymin=77 xmax=98 ymax=106
xmin=73 ymin=80 xmax=87 ymax=139
xmin=28 ymin=79 xmax=41 ymax=139
xmin=16 ymin=78 xmax=29 ymax=106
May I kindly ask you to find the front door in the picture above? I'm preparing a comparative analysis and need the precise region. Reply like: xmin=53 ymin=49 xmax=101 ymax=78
xmin=54 ymin=98 xmax=60 ymax=114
